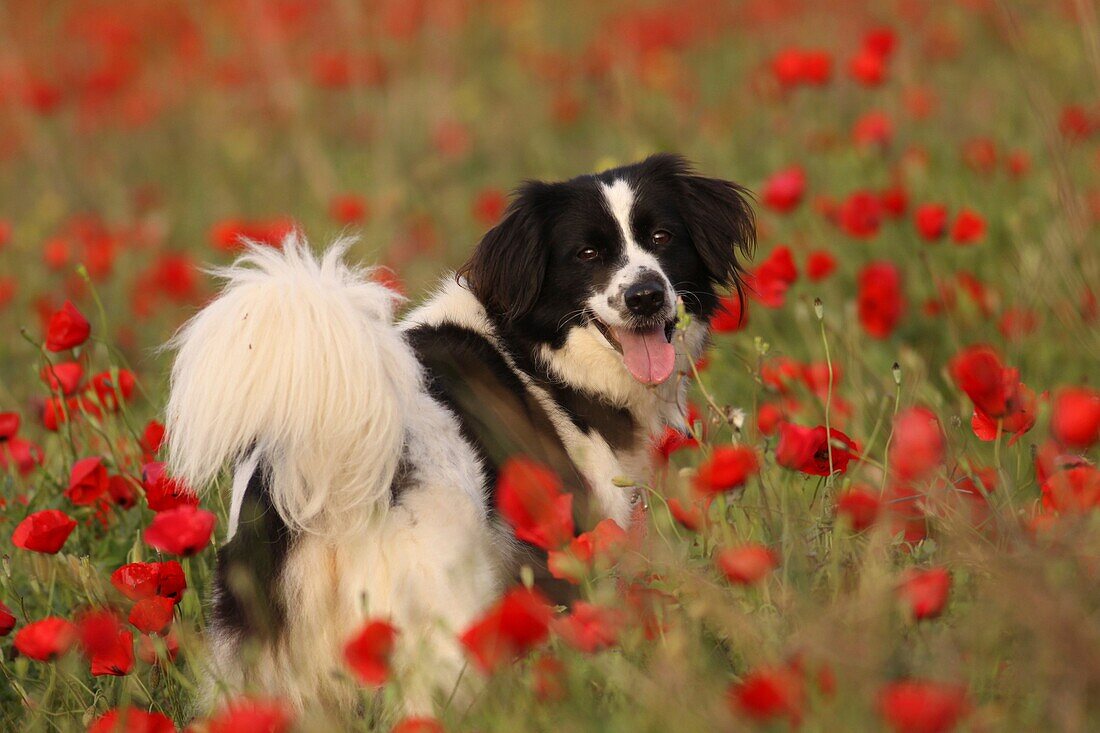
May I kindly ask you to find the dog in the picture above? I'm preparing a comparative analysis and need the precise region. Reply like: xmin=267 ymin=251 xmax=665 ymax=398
xmin=164 ymin=153 xmax=754 ymax=713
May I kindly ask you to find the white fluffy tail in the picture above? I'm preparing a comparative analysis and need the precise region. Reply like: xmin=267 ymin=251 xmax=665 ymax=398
xmin=165 ymin=235 xmax=420 ymax=536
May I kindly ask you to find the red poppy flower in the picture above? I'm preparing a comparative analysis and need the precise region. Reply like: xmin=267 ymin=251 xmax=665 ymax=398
xmin=142 ymin=462 xmax=199 ymax=512
xmin=0 ymin=600 xmax=16 ymax=636
xmin=889 ymin=408 xmax=945 ymax=481
xmin=805 ymin=250 xmax=837 ymax=281
xmin=90 ymin=628 xmax=135 ymax=676
xmin=1041 ymin=466 xmax=1100 ymax=513
xmin=711 ymin=293 xmax=748 ymax=332
xmin=41 ymin=361 xmax=83 ymax=395
xmin=89 ymin=369 xmax=136 ymax=411
xmin=761 ymin=356 xmax=802 ymax=394
xmin=12 ymin=509 xmax=77 ymax=554
xmin=880 ymin=185 xmax=909 ymax=218
xmin=837 ymin=191 xmax=882 ymax=238
xmin=459 ymin=587 xmax=553 ymax=673
xmin=914 ymin=203 xmax=948 ymax=241
xmin=209 ymin=217 xmax=296 ymax=251
xmin=772 ymin=48 xmax=806 ymax=88
xmin=776 ymin=423 xmax=859 ymax=476
xmin=108 ymin=475 xmax=139 ymax=509
xmin=801 ymin=362 xmax=842 ymax=401
xmin=328 ymin=193 xmax=369 ymax=225
xmin=1050 ymin=387 xmax=1100 ymax=449
xmin=757 ymin=403 xmax=785 ymax=436
xmin=548 ymin=519 xmax=628 ymax=584
xmin=998 ymin=307 xmax=1039 ymax=341
xmin=863 ymin=27 xmax=898 ymax=57
xmin=88 ymin=708 xmax=175 ymax=733
xmin=128 ymin=597 xmax=175 ymax=635
xmin=728 ymin=665 xmax=804 ymax=724
xmin=858 ymin=261 xmax=906 ymax=338
xmin=344 ymin=619 xmax=397 ymax=686
xmin=716 ymin=544 xmax=777 ymax=584
xmin=496 ymin=457 xmax=574 ymax=550
xmin=949 ymin=346 xmax=1011 ymax=417
xmin=141 ymin=420 xmax=166 ymax=456
xmin=137 ymin=631 xmax=180 ymax=666
xmin=206 ymin=697 xmax=294 ymax=733
xmin=14 ymin=617 xmax=76 ymax=661
xmin=0 ymin=412 xmax=19 ymax=440
xmin=849 ymin=49 xmax=887 ymax=86
xmin=762 ymin=167 xmax=805 ymax=213
xmin=553 ymin=602 xmax=624 ymax=653
xmin=853 ymin=110 xmax=893 ymax=148
xmin=66 ymin=456 xmax=110 ymax=506
xmin=746 ymin=245 xmax=798 ymax=308
xmin=111 ymin=561 xmax=187 ymax=603
xmin=899 ymin=567 xmax=951 ymax=620
xmin=693 ymin=445 xmax=759 ymax=496
xmin=45 ymin=301 xmax=91 ymax=352
xmin=667 ymin=497 xmax=704 ymax=532
xmin=143 ymin=505 xmax=216 ymax=556
xmin=391 ymin=718 xmax=445 ymax=733
xmin=877 ymin=680 xmax=968 ymax=733
xmin=836 ymin=487 xmax=881 ymax=531
xmin=473 ymin=188 xmax=508 ymax=226
xmin=971 ymin=378 xmax=1037 ymax=445
xmin=950 ymin=209 xmax=985 ymax=245
xmin=0 ymin=437 xmax=44 ymax=477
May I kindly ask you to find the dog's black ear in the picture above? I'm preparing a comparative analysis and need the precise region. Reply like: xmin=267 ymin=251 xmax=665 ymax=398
xmin=459 ymin=182 xmax=552 ymax=323
xmin=662 ymin=155 xmax=756 ymax=291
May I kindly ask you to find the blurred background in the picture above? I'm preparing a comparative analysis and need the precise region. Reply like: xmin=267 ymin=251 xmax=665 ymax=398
xmin=0 ymin=0 xmax=1096 ymax=410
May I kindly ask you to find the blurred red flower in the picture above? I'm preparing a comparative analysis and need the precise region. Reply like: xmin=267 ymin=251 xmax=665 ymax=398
xmin=329 ymin=193 xmax=369 ymax=225
xmin=473 ymin=188 xmax=508 ymax=226
xmin=343 ymin=619 xmax=397 ymax=686
xmin=14 ymin=617 xmax=76 ymax=661
xmin=41 ymin=361 xmax=83 ymax=395
xmin=66 ymin=456 xmax=110 ymax=505
xmin=716 ymin=544 xmax=777 ymax=584
xmin=13 ymin=509 xmax=77 ymax=554
xmin=878 ymin=680 xmax=968 ymax=733
xmin=0 ymin=436 xmax=43 ymax=476
xmin=970 ymin=378 xmax=1037 ymax=445
xmin=853 ymin=110 xmax=893 ymax=148
xmin=141 ymin=420 xmax=166 ymax=457
xmin=45 ymin=301 xmax=91 ymax=352
xmin=757 ymin=403 xmax=785 ymax=436
xmin=950 ymin=209 xmax=985 ymax=244
xmin=880 ymin=185 xmax=909 ymax=218
xmin=838 ymin=191 xmax=882 ymax=238
xmin=137 ymin=632 xmax=180 ymax=666
xmin=849 ymin=49 xmax=887 ymax=86
xmin=89 ymin=628 xmax=135 ymax=676
xmin=143 ymin=505 xmax=216 ymax=556
xmin=914 ymin=203 xmax=948 ymax=241
xmin=949 ymin=346 xmax=1016 ymax=418
xmin=746 ymin=245 xmax=798 ymax=307
xmin=667 ymin=497 xmax=704 ymax=532
xmin=209 ymin=218 xmax=296 ymax=251
xmin=142 ymin=462 xmax=199 ymax=512
xmin=88 ymin=708 xmax=175 ymax=733
xmin=496 ymin=457 xmax=574 ymax=550
xmin=728 ymin=665 xmax=804 ymax=724
xmin=889 ymin=408 xmax=945 ymax=481
xmin=1050 ymin=387 xmax=1100 ymax=449
xmin=459 ymin=586 xmax=553 ymax=673
xmin=553 ymin=601 xmax=624 ymax=653
xmin=805 ymin=250 xmax=837 ymax=281
xmin=128 ymin=597 xmax=175 ymax=635
xmin=711 ymin=293 xmax=747 ymax=332
xmin=207 ymin=697 xmax=294 ymax=733
xmin=111 ymin=561 xmax=187 ymax=603
xmin=762 ymin=167 xmax=805 ymax=213
xmin=858 ymin=261 xmax=906 ymax=338
xmin=0 ymin=601 xmax=16 ymax=636
xmin=1041 ymin=466 xmax=1100 ymax=513
xmin=0 ymin=412 xmax=19 ymax=439
xmin=548 ymin=518 xmax=628 ymax=584
xmin=776 ymin=423 xmax=860 ymax=476
xmin=836 ymin=487 xmax=881 ymax=531
xmin=899 ymin=567 xmax=951 ymax=620
xmin=693 ymin=445 xmax=759 ymax=496
xmin=391 ymin=718 xmax=445 ymax=733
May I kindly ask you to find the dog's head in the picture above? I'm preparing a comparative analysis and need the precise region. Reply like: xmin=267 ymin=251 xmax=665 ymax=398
xmin=460 ymin=154 xmax=755 ymax=386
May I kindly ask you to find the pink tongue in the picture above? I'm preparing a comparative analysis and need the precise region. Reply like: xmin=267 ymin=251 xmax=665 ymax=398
xmin=611 ymin=326 xmax=676 ymax=385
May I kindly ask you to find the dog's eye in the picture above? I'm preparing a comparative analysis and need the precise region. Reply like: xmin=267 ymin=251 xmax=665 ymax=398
xmin=652 ymin=229 xmax=672 ymax=246
xmin=577 ymin=247 xmax=600 ymax=262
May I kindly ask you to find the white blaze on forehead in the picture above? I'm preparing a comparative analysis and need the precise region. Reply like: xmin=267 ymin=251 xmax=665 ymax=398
xmin=596 ymin=178 xmax=673 ymax=306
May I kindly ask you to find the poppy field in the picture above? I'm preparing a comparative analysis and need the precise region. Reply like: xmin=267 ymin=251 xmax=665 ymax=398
xmin=2 ymin=0 xmax=1100 ymax=731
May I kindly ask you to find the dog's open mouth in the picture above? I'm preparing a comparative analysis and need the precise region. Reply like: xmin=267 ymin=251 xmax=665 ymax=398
xmin=593 ymin=319 xmax=677 ymax=385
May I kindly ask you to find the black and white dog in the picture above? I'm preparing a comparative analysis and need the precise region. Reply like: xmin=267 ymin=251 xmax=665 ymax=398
xmin=165 ymin=154 xmax=754 ymax=712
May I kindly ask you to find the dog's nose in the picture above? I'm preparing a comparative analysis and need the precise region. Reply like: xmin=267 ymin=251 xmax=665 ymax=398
xmin=624 ymin=280 xmax=667 ymax=317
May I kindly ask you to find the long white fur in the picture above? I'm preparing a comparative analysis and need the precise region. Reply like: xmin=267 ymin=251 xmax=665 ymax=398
xmin=165 ymin=234 xmax=421 ymax=536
